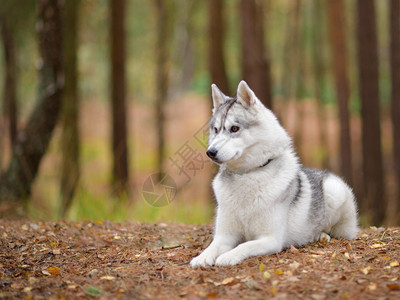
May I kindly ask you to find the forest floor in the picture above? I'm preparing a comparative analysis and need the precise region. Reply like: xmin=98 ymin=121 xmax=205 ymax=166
xmin=0 ymin=221 xmax=399 ymax=299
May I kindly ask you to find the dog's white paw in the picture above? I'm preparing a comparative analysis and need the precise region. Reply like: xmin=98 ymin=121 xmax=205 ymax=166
xmin=215 ymin=252 xmax=243 ymax=266
xmin=319 ymin=232 xmax=331 ymax=243
xmin=190 ymin=252 xmax=217 ymax=268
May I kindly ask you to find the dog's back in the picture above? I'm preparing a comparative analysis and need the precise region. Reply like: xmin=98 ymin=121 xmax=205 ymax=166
xmin=284 ymin=168 xmax=358 ymax=248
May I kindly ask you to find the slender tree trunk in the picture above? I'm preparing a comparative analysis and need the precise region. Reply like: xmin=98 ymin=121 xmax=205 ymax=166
xmin=0 ymin=0 xmax=63 ymax=206
xmin=60 ymin=0 xmax=80 ymax=217
xmin=209 ymin=0 xmax=230 ymax=95
xmin=294 ymin=21 xmax=305 ymax=162
xmin=110 ymin=0 xmax=129 ymax=194
xmin=290 ymin=0 xmax=303 ymax=158
xmin=311 ymin=0 xmax=329 ymax=170
xmin=155 ymin=0 xmax=170 ymax=179
xmin=0 ymin=110 xmax=3 ymax=172
xmin=326 ymin=0 xmax=352 ymax=185
xmin=389 ymin=0 xmax=400 ymax=223
xmin=283 ymin=0 xmax=301 ymax=102
xmin=279 ymin=0 xmax=300 ymax=129
xmin=175 ymin=1 xmax=195 ymax=93
xmin=1 ymin=15 xmax=18 ymax=146
xmin=356 ymin=0 xmax=385 ymax=225
xmin=240 ymin=0 xmax=272 ymax=109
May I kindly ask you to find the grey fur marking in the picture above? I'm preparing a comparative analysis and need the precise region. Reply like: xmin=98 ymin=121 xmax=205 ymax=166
xmin=302 ymin=168 xmax=326 ymax=225
xmin=291 ymin=174 xmax=302 ymax=204
xmin=219 ymin=98 xmax=237 ymax=130
xmin=209 ymin=98 xmax=237 ymax=131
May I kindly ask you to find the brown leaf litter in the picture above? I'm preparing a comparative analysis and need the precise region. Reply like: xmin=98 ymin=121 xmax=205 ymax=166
xmin=0 ymin=221 xmax=399 ymax=299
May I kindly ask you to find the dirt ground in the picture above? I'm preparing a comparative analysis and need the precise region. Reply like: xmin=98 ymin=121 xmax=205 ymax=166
xmin=0 ymin=221 xmax=399 ymax=299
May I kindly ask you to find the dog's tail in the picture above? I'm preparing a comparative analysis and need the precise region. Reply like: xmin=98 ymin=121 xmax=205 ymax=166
xmin=323 ymin=174 xmax=359 ymax=240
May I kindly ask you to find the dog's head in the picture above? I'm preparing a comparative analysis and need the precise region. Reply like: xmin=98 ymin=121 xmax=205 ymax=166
xmin=207 ymin=81 xmax=291 ymax=170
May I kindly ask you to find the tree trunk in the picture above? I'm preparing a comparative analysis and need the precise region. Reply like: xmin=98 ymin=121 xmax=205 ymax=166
xmin=60 ymin=0 xmax=80 ymax=217
xmin=0 ymin=0 xmax=63 ymax=207
xmin=389 ymin=0 xmax=400 ymax=223
xmin=1 ymin=15 xmax=18 ymax=146
xmin=174 ymin=1 xmax=196 ymax=93
xmin=311 ymin=0 xmax=329 ymax=170
xmin=290 ymin=0 xmax=303 ymax=158
xmin=110 ymin=0 xmax=129 ymax=194
xmin=0 ymin=108 xmax=3 ymax=173
xmin=282 ymin=0 xmax=301 ymax=102
xmin=326 ymin=0 xmax=352 ymax=185
xmin=154 ymin=0 xmax=171 ymax=180
xmin=356 ymin=0 xmax=385 ymax=225
xmin=240 ymin=0 xmax=272 ymax=109
xmin=209 ymin=0 xmax=230 ymax=95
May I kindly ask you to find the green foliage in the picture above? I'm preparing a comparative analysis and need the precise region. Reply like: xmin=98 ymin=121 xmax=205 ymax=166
xmin=67 ymin=188 xmax=130 ymax=221
xmin=190 ymin=72 xmax=211 ymax=95
xmin=64 ymin=188 xmax=214 ymax=224
xmin=84 ymin=285 xmax=103 ymax=297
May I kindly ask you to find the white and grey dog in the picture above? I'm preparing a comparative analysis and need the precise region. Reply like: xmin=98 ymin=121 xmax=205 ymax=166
xmin=190 ymin=80 xmax=359 ymax=267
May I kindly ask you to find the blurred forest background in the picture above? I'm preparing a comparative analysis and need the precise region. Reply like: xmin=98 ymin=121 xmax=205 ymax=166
xmin=0 ymin=0 xmax=399 ymax=226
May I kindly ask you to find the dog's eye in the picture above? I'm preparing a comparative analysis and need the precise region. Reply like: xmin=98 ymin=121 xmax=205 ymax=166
xmin=214 ymin=127 xmax=218 ymax=134
xmin=230 ymin=126 xmax=240 ymax=133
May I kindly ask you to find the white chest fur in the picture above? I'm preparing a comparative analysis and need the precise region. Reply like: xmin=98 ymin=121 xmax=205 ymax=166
xmin=212 ymin=152 xmax=299 ymax=242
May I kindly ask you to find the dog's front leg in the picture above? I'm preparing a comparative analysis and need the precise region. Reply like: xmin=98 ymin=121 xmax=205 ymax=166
xmin=190 ymin=235 xmax=238 ymax=268
xmin=215 ymin=236 xmax=282 ymax=266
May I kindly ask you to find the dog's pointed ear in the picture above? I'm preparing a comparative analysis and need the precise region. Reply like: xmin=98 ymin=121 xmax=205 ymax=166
xmin=237 ymin=80 xmax=257 ymax=108
xmin=211 ymin=84 xmax=226 ymax=111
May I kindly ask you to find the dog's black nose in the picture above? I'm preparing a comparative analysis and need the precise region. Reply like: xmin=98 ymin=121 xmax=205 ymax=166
xmin=206 ymin=148 xmax=218 ymax=159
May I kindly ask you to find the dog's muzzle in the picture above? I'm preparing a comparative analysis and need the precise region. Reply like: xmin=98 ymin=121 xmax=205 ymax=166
xmin=206 ymin=148 xmax=218 ymax=160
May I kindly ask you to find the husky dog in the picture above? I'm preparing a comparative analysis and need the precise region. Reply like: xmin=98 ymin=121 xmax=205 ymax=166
xmin=190 ymin=81 xmax=359 ymax=267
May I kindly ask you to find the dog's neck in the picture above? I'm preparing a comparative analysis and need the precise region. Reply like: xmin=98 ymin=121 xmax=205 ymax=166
xmin=220 ymin=157 xmax=274 ymax=175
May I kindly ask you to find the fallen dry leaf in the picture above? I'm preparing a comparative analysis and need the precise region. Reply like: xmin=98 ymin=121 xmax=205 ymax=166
xmin=360 ymin=266 xmax=371 ymax=275
xmin=42 ymin=270 xmax=50 ymax=276
xmin=387 ymin=283 xmax=400 ymax=291
xmin=220 ymin=277 xmax=236 ymax=285
xmin=390 ymin=260 xmax=399 ymax=267
xmin=274 ymin=269 xmax=283 ymax=275
xmin=289 ymin=261 xmax=300 ymax=271
xmin=259 ymin=263 xmax=265 ymax=272
xmin=286 ymin=275 xmax=300 ymax=282
xmin=48 ymin=266 xmax=60 ymax=275
xmin=270 ymin=287 xmax=278 ymax=295
xmin=263 ymin=271 xmax=271 ymax=279
xmin=207 ymin=292 xmax=218 ymax=298
xmin=100 ymin=276 xmax=116 ymax=281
